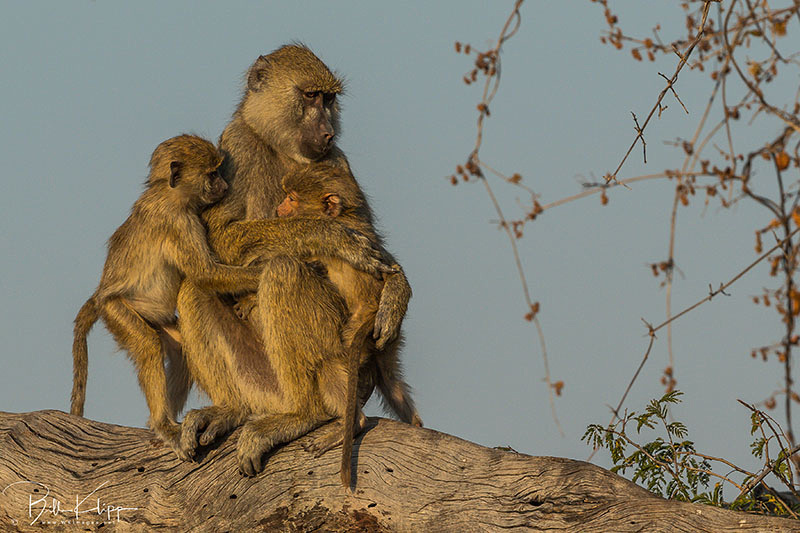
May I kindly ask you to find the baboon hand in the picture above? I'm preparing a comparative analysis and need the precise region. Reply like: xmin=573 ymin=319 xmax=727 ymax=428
xmin=343 ymin=227 xmax=397 ymax=279
xmin=374 ymin=266 xmax=411 ymax=349
xmin=373 ymin=310 xmax=395 ymax=350
xmin=233 ymin=294 xmax=257 ymax=320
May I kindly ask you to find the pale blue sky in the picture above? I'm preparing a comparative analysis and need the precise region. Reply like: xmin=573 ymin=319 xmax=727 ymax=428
xmin=1 ymin=1 xmax=794 ymax=483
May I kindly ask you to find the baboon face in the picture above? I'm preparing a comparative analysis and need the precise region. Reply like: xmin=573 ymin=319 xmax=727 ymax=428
xmin=199 ymin=168 xmax=228 ymax=205
xmin=276 ymin=189 xmax=341 ymax=219
xmin=277 ymin=165 xmax=359 ymax=219
xmin=242 ymin=45 xmax=343 ymax=163
xmin=277 ymin=164 xmax=363 ymax=219
xmin=168 ymin=161 xmax=228 ymax=207
xmin=297 ymin=89 xmax=338 ymax=161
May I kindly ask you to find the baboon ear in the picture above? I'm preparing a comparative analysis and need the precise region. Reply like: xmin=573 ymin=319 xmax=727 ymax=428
xmin=246 ymin=55 xmax=270 ymax=91
xmin=169 ymin=161 xmax=182 ymax=188
xmin=322 ymin=193 xmax=342 ymax=218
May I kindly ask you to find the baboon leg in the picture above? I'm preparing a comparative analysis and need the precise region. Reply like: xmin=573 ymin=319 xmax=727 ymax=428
xmin=160 ymin=326 xmax=191 ymax=420
xmin=232 ymin=255 xmax=352 ymax=467
xmin=302 ymin=356 xmax=368 ymax=458
xmin=176 ymin=281 xmax=248 ymax=406
xmin=101 ymin=299 xmax=181 ymax=450
xmin=175 ymin=281 xmax=262 ymax=459
xmin=318 ymin=358 xmax=349 ymax=416
xmin=254 ymin=255 xmax=348 ymax=370
xmin=179 ymin=405 xmax=248 ymax=461
xmin=238 ymin=412 xmax=332 ymax=477
xmin=376 ymin=338 xmax=422 ymax=427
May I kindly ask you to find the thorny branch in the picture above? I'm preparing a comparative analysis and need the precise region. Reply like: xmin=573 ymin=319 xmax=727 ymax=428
xmin=452 ymin=1 xmax=564 ymax=435
xmin=738 ymin=400 xmax=800 ymax=507
xmin=602 ymin=1 xmax=715 ymax=186
xmin=580 ymin=2 xmax=800 ymax=478
xmin=450 ymin=0 xmax=800 ymax=484
xmin=608 ymin=226 xmax=800 ymax=432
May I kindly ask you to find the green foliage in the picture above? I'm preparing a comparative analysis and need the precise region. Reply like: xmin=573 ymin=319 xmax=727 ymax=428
xmin=583 ymin=391 xmax=800 ymax=517
xmin=583 ymin=391 xmax=715 ymax=502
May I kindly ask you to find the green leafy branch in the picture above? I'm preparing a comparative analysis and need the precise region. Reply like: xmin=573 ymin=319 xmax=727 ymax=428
xmin=584 ymin=391 xmax=800 ymax=517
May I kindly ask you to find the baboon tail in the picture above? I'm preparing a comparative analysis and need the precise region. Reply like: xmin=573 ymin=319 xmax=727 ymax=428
xmin=340 ymin=320 xmax=375 ymax=489
xmin=71 ymin=295 xmax=99 ymax=417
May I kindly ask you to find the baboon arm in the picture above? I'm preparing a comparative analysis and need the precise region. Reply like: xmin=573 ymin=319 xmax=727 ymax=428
xmin=374 ymin=265 xmax=412 ymax=350
xmin=169 ymin=235 xmax=262 ymax=294
xmin=187 ymin=262 xmax=262 ymax=294
xmin=217 ymin=217 xmax=393 ymax=278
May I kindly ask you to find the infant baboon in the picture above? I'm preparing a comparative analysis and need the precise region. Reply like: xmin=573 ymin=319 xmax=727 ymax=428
xmin=71 ymin=134 xmax=262 ymax=455
xmin=276 ymin=164 xmax=422 ymax=488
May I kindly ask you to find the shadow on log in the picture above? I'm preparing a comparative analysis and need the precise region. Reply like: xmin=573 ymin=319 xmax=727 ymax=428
xmin=0 ymin=410 xmax=797 ymax=532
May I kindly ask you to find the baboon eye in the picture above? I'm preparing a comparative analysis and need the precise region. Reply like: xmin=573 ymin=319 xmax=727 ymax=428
xmin=303 ymin=91 xmax=319 ymax=101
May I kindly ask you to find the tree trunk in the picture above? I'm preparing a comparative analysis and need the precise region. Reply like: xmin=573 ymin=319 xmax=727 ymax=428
xmin=0 ymin=410 xmax=796 ymax=532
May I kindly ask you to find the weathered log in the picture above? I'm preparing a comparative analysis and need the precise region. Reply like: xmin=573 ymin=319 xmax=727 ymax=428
xmin=0 ymin=410 xmax=797 ymax=532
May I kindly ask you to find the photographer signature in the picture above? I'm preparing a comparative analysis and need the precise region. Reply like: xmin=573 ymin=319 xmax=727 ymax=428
xmin=2 ymin=480 xmax=140 ymax=526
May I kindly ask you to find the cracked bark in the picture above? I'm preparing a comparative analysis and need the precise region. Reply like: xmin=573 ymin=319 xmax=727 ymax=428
xmin=0 ymin=410 xmax=797 ymax=532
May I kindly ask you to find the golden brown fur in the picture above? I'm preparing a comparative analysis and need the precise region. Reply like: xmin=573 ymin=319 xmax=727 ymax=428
xmin=175 ymin=45 xmax=413 ymax=476
xmin=71 ymin=135 xmax=262 ymax=455
xmin=274 ymin=164 xmax=422 ymax=488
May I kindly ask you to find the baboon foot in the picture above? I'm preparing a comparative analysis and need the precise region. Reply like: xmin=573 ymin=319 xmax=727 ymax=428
xmin=237 ymin=425 xmax=275 ymax=477
xmin=301 ymin=421 xmax=344 ymax=458
xmin=153 ymin=420 xmax=184 ymax=459
xmin=179 ymin=407 xmax=239 ymax=461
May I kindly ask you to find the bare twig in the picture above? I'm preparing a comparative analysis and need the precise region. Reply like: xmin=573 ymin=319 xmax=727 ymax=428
xmin=723 ymin=1 xmax=800 ymax=134
xmin=650 ymin=226 xmax=800 ymax=334
xmin=595 ymin=225 xmax=800 ymax=457
xmin=454 ymin=0 xmax=565 ymax=432
xmin=604 ymin=1 xmax=715 ymax=184
xmin=632 ymin=112 xmax=647 ymax=164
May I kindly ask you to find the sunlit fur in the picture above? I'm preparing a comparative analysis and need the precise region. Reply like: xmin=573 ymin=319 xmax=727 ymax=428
xmin=278 ymin=164 xmax=422 ymax=488
xmin=70 ymin=135 xmax=261 ymax=458
xmin=174 ymin=45 xmax=413 ymax=476
xmin=242 ymin=44 xmax=343 ymax=166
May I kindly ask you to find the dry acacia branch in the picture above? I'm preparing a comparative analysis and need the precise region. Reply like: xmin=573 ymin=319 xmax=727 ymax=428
xmin=600 ymin=226 xmax=800 ymax=438
xmin=604 ymin=1 xmax=716 ymax=184
xmin=650 ymin=226 xmax=800 ymax=337
xmin=455 ymin=0 xmax=563 ymax=433
xmin=723 ymin=2 xmax=800 ymax=134
xmin=1 ymin=411 xmax=799 ymax=532
xmin=538 ymin=172 xmax=720 ymax=212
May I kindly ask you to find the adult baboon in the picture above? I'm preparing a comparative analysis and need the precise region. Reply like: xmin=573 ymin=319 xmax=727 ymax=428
xmin=176 ymin=45 xmax=412 ymax=474
xmin=71 ymin=134 xmax=262 ymax=454
xmin=273 ymin=164 xmax=422 ymax=488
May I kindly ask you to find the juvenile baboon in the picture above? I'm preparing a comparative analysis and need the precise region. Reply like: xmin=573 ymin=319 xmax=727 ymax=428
xmin=176 ymin=45 xmax=413 ymax=475
xmin=274 ymin=164 xmax=422 ymax=487
xmin=71 ymin=134 xmax=262 ymax=454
